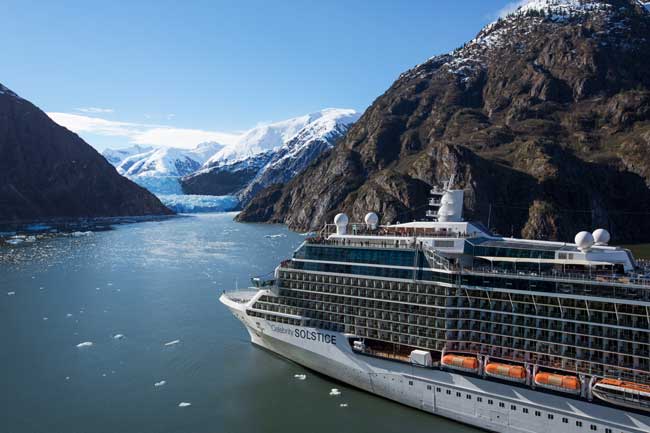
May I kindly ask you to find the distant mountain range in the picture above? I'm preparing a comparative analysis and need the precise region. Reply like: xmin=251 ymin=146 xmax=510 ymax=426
xmin=102 ymin=109 xmax=360 ymax=207
xmin=0 ymin=83 xmax=172 ymax=223
xmin=237 ymin=0 xmax=650 ymax=243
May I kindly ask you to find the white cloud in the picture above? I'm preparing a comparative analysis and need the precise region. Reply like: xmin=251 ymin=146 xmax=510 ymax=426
xmin=497 ymin=0 xmax=527 ymax=18
xmin=47 ymin=112 xmax=240 ymax=149
xmin=76 ymin=107 xmax=115 ymax=114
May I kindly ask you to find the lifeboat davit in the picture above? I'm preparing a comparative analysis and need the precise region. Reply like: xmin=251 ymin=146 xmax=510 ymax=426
xmin=485 ymin=362 xmax=527 ymax=383
xmin=441 ymin=354 xmax=479 ymax=373
xmin=592 ymin=379 xmax=650 ymax=412
xmin=534 ymin=372 xmax=581 ymax=395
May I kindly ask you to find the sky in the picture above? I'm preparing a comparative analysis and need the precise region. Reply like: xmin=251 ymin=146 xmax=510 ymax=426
xmin=1 ymin=0 xmax=525 ymax=151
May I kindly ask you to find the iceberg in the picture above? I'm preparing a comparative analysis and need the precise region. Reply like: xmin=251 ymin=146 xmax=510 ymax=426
xmin=76 ymin=341 xmax=93 ymax=348
xmin=157 ymin=194 xmax=238 ymax=213
xmin=178 ymin=402 xmax=191 ymax=407
xmin=154 ymin=380 xmax=167 ymax=387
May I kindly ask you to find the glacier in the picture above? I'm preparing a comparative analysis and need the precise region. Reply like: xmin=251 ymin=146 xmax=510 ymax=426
xmin=157 ymin=194 xmax=238 ymax=213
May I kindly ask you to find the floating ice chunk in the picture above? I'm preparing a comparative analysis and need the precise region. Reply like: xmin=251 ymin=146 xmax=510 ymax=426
xmin=39 ymin=286 xmax=44 ymax=290
xmin=95 ymin=287 xmax=101 ymax=291
xmin=329 ymin=388 xmax=341 ymax=396
xmin=107 ymin=282 xmax=113 ymax=286
xmin=102 ymin=373 xmax=107 ymax=377
xmin=43 ymin=317 xmax=48 ymax=321
xmin=65 ymin=376 xmax=70 ymax=381
xmin=66 ymin=313 xmax=73 ymax=318
xmin=264 ymin=234 xmax=286 ymax=239
xmin=113 ymin=334 xmax=125 ymax=340
xmin=7 ymin=291 xmax=15 ymax=296
xmin=26 ymin=236 xmax=36 ymax=242
xmin=154 ymin=380 xmax=167 ymax=387
xmin=71 ymin=231 xmax=93 ymax=237
xmin=6 ymin=238 xmax=24 ymax=245
xmin=339 ymin=403 xmax=348 ymax=407
xmin=178 ymin=402 xmax=191 ymax=407
xmin=164 ymin=339 xmax=181 ymax=346
xmin=76 ymin=341 xmax=93 ymax=348
xmin=293 ymin=374 xmax=307 ymax=380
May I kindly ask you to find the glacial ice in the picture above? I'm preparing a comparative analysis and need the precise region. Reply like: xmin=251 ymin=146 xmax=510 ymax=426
xmin=329 ymin=388 xmax=341 ymax=396
xmin=293 ymin=374 xmax=307 ymax=380
xmin=157 ymin=194 xmax=238 ymax=213
xmin=76 ymin=341 xmax=93 ymax=348
xmin=7 ymin=291 xmax=15 ymax=296
xmin=164 ymin=339 xmax=181 ymax=346
xmin=113 ymin=334 xmax=125 ymax=340
xmin=154 ymin=380 xmax=167 ymax=387
xmin=178 ymin=402 xmax=192 ymax=407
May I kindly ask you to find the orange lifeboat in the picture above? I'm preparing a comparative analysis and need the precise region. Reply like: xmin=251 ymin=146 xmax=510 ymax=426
xmin=485 ymin=362 xmax=527 ymax=383
xmin=592 ymin=379 xmax=650 ymax=412
xmin=534 ymin=372 xmax=581 ymax=395
xmin=441 ymin=354 xmax=479 ymax=373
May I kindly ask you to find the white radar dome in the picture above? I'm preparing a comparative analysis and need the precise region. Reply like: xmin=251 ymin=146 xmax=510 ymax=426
xmin=364 ymin=212 xmax=379 ymax=229
xmin=574 ymin=231 xmax=595 ymax=251
xmin=334 ymin=213 xmax=349 ymax=226
xmin=593 ymin=228 xmax=610 ymax=245
xmin=334 ymin=213 xmax=349 ymax=235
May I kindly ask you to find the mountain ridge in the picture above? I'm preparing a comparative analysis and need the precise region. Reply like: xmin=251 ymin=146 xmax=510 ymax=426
xmin=236 ymin=0 xmax=650 ymax=242
xmin=0 ymin=83 xmax=173 ymax=222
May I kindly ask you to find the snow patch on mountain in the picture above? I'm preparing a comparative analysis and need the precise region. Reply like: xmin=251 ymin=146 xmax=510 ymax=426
xmin=102 ymin=145 xmax=153 ymax=165
xmin=203 ymin=110 xmax=352 ymax=169
xmin=104 ymin=142 xmax=224 ymax=194
xmin=183 ymin=108 xmax=359 ymax=202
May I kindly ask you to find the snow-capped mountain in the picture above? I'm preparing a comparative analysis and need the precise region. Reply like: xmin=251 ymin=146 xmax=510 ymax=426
xmin=102 ymin=141 xmax=224 ymax=194
xmin=102 ymin=145 xmax=153 ymax=165
xmin=181 ymin=108 xmax=360 ymax=200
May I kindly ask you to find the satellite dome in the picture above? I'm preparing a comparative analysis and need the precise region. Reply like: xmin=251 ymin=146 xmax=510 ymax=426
xmin=334 ymin=213 xmax=349 ymax=226
xmin=364 ymin=212 xmax=379 ymax=228
xmin=334 ymin=213 xmax=349 ymax=235
xmin=574 ymin=231 xmax=595 ymax=251
xmin=593 ymin=228 xmax=610 ymax=245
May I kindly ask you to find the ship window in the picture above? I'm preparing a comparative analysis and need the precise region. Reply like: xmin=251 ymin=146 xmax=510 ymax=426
xmin=535 ymin=411 xmax=541 ymax=417
xmin=477 ymin=397 xmax=482 ymax=402
xmin=446 ymin=390 xmax=451 ymax=395
xmin=562 ymin=418 xmax=568 ymax=423
xmin=408 ymin=381 xmax=413 ymax=386
xmin=522 ymin=408 xmax=528 ymax=414
xmin=488 ymin=399 xmax=493 ymax=405
xmin=456 ymin=392 xmax=461 ymax=397
xmin=548 ymin=414 xmax=554 ymax=420
xmin=576 ymin=421 xmax=582 ymax=427
xmin=426 ymin=385 xmax=431 ymax=390
xmin=499 ymin=402 xmax=505 ymax=408
xmin=436 ymin=387 xmax=441 ymax=392
xmin=604 ymin=429 xmax=611 ymax=433
xmin=510 ymin=405 xmax=516 ymax=410
xmin=590 ymin=426 xmax=596 ymax=431
xmin=466 ymin=394 xmax=471 ymax=400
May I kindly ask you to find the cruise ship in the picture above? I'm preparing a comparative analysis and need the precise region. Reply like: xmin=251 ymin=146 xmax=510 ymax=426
xmin=221 ymin=182 xmax=650 ymax=433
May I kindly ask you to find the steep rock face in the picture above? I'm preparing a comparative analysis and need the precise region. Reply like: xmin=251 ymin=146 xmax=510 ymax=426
xmin=0 ymin=84 xmax=172 ymax=222
xmin=237 ymin=0 xmax=650 ymax=242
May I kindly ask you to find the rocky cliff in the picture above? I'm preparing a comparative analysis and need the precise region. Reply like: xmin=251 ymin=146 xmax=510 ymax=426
xmin=0 ymin=83 xmax=173 ymax=222
xmin=237 ymin=0 xmax=650 ymax=243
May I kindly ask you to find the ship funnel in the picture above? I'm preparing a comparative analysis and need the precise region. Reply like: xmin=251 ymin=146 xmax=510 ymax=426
xmin=364 ymin=212 xmax=379 ymax=230
xmin=334 ymin=213 xmax=349 ymax=235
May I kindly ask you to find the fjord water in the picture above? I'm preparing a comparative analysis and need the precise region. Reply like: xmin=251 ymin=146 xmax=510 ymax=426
xmin=0 ymin=213 xmax=477 ymax=433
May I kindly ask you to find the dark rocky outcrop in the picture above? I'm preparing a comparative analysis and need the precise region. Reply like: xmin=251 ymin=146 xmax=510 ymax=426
xmin=237 ymin=0 xmax=650 ymax=242
xmin=0 ymin=83 xmax=173 ymax=222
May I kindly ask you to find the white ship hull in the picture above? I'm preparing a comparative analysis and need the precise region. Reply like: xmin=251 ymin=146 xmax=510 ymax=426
xmin=222 ymin=294 xmax=650 ymax=433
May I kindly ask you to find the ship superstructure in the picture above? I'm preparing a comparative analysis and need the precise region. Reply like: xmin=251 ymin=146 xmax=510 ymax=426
xmin=221 ymin=184 xmax=650 ymax=433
